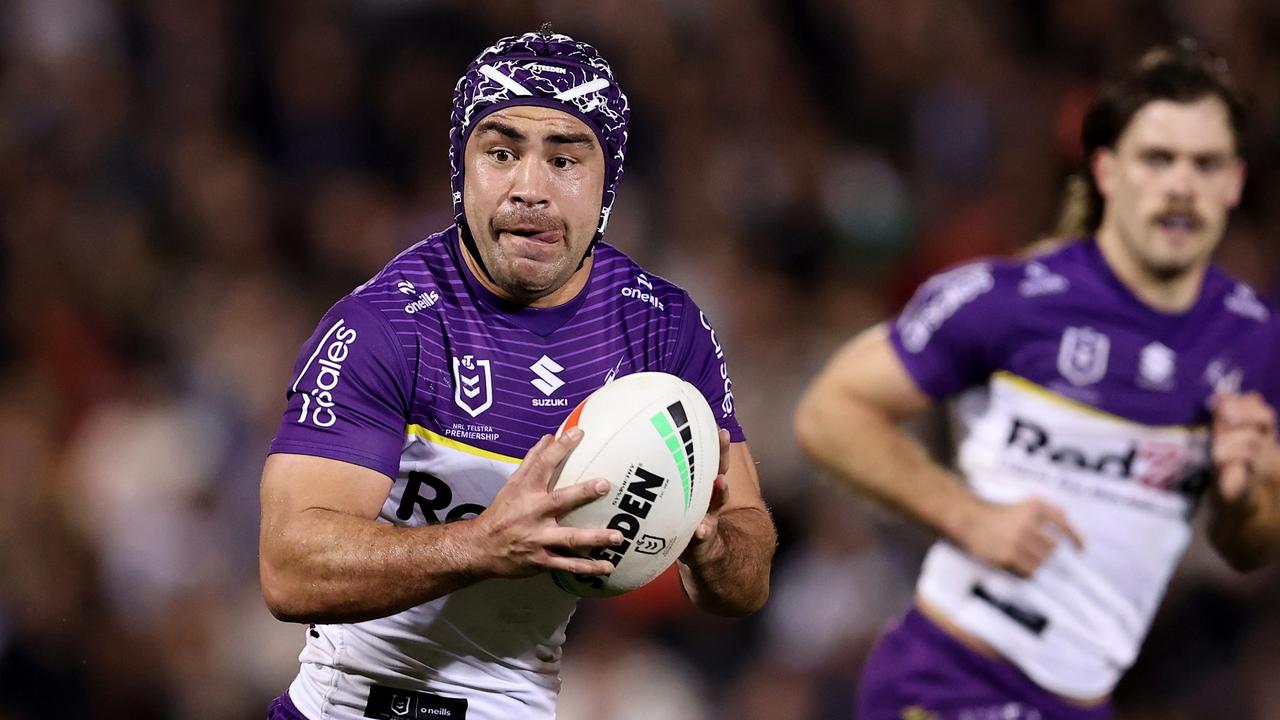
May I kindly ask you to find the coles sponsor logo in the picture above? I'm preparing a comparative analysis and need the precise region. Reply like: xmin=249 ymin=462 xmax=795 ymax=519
xmin=700 ymin=311 xmax=735 ymax=418
xmin=292 ymin=318 xmax=359 ymax=428
xmin=621 ymin=274 xmax=664 ymax=310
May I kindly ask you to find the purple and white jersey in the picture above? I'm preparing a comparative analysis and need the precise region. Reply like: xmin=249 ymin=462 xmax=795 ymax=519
xmin=269 ymin=227 xmax=742 ymax=720
xmin=889 ymin=238 xmax=1280 ymax=700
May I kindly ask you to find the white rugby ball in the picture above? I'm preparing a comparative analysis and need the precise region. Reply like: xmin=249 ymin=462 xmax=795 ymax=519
xmin=549 ymin=372 xmax=720 ymax=597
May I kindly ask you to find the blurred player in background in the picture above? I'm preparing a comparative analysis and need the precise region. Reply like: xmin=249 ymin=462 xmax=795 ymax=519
xmin=258 ymin=28 xmax=775 ymax=720
xmin=796 ymin=42 xmax=1280 ymax=720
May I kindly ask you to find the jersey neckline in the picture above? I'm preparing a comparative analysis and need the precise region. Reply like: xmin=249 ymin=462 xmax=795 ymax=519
xmin=446 ymin=226 xmax=592 ymax=337
xmin=1080 ymin=236 xmax=1227 ymax=326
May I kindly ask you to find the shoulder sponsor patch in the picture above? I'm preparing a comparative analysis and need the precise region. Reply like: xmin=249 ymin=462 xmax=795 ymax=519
xmin=291 ymin=318 xmax=359 ymax=428
xmin=897 ymin=263 xmax=995 ymax=352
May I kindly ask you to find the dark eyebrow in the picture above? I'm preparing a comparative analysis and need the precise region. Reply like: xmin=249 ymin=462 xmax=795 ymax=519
xmin=474 ymin=120 xmax=526 ymax=142
xmin=546 ymin=132 xmax=595 ymax=149
xmin=475 ymin=119 xmax=594 ymax=150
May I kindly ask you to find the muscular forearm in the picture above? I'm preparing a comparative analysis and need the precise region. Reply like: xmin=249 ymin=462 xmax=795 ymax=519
xmin=1210 ymin=450 xmax=1280 ymax=572
xmin=261 ymin=509 xmax=484 ymax=624
xmin=795 ymin=390 xmax=978 ymax=543
xmin=679 ymin=506 xmax=776 ymax=618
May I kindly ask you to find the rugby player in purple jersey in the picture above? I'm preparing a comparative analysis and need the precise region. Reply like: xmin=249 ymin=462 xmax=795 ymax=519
xmin=796 ymin=42 xmax=1280 ymax=720
xmin=258 ymin=28 xmax=775 ymax=720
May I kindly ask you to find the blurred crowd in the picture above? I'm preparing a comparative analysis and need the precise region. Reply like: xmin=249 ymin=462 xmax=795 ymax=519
xmin=3 ymin=1 xmax=1280 ymax=718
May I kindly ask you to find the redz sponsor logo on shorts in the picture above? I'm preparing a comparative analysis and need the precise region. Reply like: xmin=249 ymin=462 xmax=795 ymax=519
xmin=292 ymin=318 xmax=359 ymax=428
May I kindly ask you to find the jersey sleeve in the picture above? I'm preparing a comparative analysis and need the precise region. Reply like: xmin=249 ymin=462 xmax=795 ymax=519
xmin=666 ymin=296 xmax=746 ymax=442
xmin=887 ymin=260 xmax=1014 ymax=400
xmin=269 ymin=295 xmax=413 ymax=479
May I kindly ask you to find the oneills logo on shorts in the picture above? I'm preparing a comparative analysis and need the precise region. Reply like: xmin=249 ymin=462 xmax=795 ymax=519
xmin=292 ymin=318 xmax=359 ymax=428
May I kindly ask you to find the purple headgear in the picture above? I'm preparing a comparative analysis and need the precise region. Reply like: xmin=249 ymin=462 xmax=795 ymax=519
xmin=449 ymin=30 xmax=631 ymax=274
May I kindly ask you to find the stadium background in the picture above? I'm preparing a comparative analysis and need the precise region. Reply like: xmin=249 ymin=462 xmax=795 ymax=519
xmin=2 ymin=1 xmax=1279 ymax=718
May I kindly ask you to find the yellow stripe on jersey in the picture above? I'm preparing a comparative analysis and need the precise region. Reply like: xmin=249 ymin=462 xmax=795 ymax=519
xmin=405 ymin=424 xmax=522 ymax=464
xmin=991 ymin=371 xmax=1206 ymax=431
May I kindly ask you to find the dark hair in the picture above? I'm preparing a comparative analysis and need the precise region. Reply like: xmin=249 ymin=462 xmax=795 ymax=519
xmin=1053 ymin=40 xmax=1249 ymax=238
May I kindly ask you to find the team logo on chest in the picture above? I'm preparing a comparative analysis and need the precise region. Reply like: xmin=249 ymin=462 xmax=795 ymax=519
xmin=453 ymin=354 xmax=493 ymax=417
xmin=1057 ymin=326 xmax=1110 ymax=386
xmin=1138 ymin=342 xmax=1176 ymax=391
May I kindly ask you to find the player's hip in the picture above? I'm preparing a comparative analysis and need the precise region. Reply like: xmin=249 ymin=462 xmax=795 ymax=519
xmin=857 ymin=605 xmax=1113 ymax=720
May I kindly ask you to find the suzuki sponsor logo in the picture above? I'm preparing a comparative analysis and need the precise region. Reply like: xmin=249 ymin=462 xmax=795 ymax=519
xmin=621 ymin=274 xmax=664 ymax=310
xmin=1057 ymin=326 xmax=1109 ymax=386
xmin=292 ymin=318 xmax=359 ymax=428
xmin=452 ymin=355 xmax=493 ymax=417
xmin=530 ymin=355 xmax=566 ymax=397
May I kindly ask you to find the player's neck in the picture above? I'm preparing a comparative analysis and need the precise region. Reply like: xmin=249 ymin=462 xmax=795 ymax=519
xmin=1094 ymin=228 xmax=1208 ymax=314
xmin=460 ymin=241 xmax=593 ymax=309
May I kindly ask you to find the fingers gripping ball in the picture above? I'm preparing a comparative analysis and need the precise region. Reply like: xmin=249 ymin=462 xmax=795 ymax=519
xmin=549 ymin=373 xmax=720 ymax=596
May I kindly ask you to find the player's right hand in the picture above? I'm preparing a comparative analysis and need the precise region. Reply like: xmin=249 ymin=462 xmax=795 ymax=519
xmin=471 ymin=429 xmax=622 ymax=579
xmin=957 ymin=497 xmax=1084 ymax=578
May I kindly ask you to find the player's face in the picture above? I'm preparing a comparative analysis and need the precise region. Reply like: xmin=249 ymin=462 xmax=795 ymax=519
xmin=1094 ymin=96 xmax=1244 ymax=279
xmin=462 ymin=106 xmax=605 ymax=305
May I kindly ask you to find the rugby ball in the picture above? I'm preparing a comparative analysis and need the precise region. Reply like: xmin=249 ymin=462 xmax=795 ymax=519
xmin=549 ymin=372 xmax=720 ymax=597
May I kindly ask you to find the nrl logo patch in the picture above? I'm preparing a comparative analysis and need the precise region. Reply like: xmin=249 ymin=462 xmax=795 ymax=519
xmin=1057 ymin=326 xmax=1110 ymax=386
xmin=452 ymin=354 xmax=493 ymax=417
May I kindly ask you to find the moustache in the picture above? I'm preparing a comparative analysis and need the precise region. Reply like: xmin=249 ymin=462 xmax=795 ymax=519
xmin=491 ymin=209 xmax=562 ymax=235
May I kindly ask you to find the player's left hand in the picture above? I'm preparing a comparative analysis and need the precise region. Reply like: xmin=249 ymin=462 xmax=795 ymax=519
xmin=681 ymin=428 xmax=731 ymax=567
xmin=1212 ymin=392 xmax=1280 ymax=504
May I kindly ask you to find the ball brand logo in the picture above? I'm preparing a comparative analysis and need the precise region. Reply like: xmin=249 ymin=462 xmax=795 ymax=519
xmin=292 ymin=318 xmax=359 ymax=428
xmin=572 ymin=465 xmax=669 ymax=590
xmin=650 ymin=401 xmax=696 ymax=509
xmin=452 ymin=355 xmax=493 ymax=417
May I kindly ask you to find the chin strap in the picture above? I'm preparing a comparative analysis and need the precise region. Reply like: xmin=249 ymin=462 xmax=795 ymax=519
xmin=459 ymin=225 xmax=500 ymax=285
